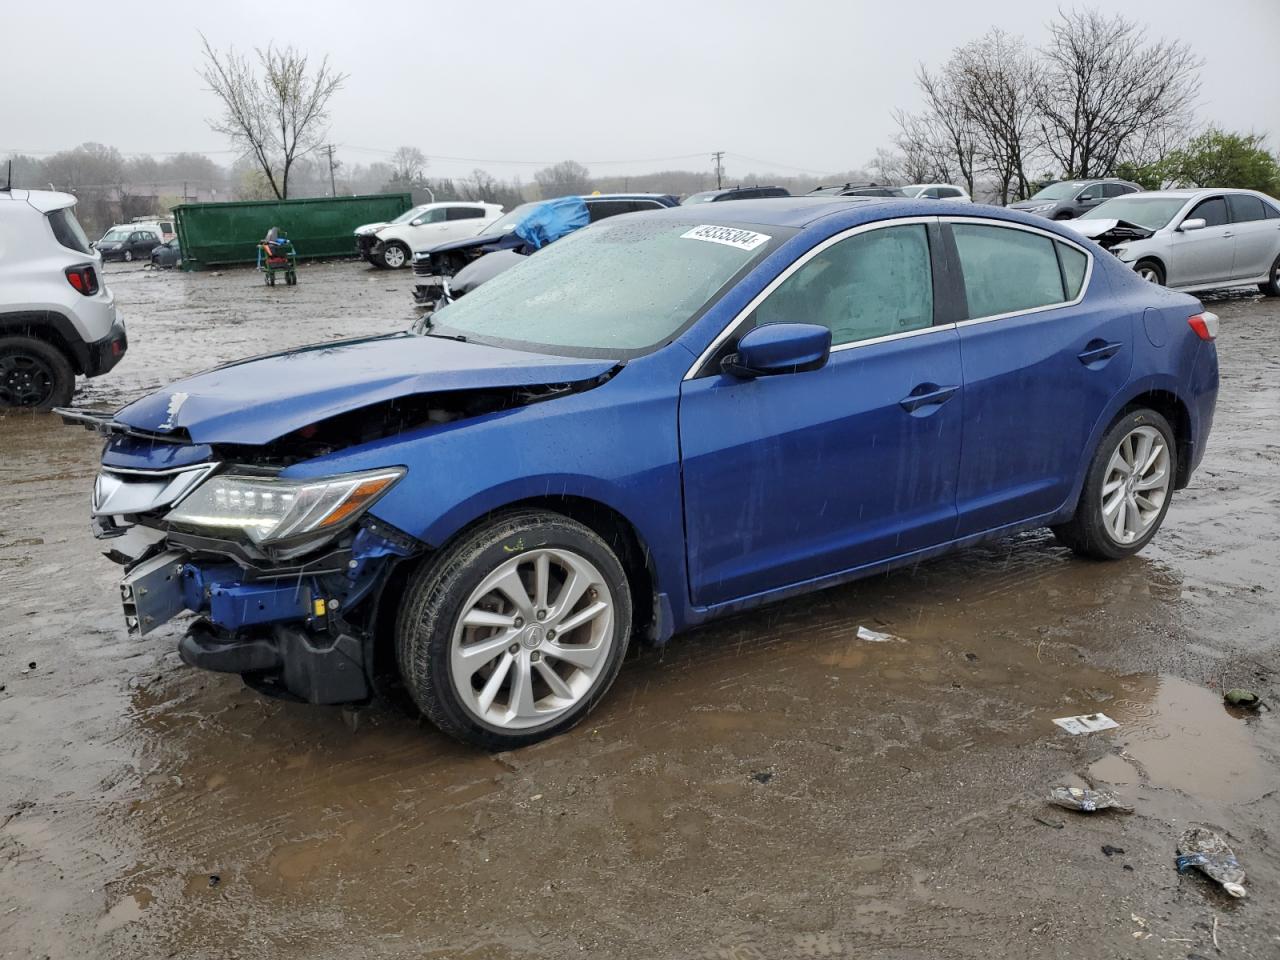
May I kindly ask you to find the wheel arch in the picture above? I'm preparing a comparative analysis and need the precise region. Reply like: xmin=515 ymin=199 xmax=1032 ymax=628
xmin=1119 ymin=389 xmax=1194 ymax=489
xmin=0 ymin=310 xmax=87 ymax=374
xmin=1132 ymin=253 xmax=1167 ymax=279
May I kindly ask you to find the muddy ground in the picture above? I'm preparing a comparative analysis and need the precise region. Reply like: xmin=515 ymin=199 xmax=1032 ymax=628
xmin=1 ymin=259 xmax=1278 ymax=959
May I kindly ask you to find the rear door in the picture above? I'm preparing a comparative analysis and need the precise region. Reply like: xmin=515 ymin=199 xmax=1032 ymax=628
xmin=1167 ymin=196 xmax=1235 ymax=286
xmin=680 ymin=219 xmax=964 ymax=606
xmin=948 ymin=218 xmax=1131 ymax=535
xmin=443 ymin=205 xmax=487 ymax=242
xmin=1226 ymin=194 xmax=1280 ymax=279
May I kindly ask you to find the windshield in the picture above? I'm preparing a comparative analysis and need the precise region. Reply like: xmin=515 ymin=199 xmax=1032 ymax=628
xmin=1030 ymin=181 xmax=1085 ymax=201
xmin=1079 ymin=196 xmax=1186 ymax=230
xmin=101 ymin=227 xmax=130 ymax=241
xmin=682 ymin=191 xmax=720 ymax=204
xmin=389 ymin=205 xmax=432 ymax=225
xmin=483 ymin=202 xmax=541 ymax=234
xmin=427 ymin=218 xmax=782 ymax=355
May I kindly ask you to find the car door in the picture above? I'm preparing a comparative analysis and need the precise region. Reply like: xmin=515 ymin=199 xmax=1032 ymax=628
xmin=1226 ymin=194 xmax=1279 ymax=279
xmin=1166 ymin=196 xmax=1235 ymax=286
xmin=947 ymin=219 xmax=1131 ymax=535
xmin=405 ymin=207 xmax=448 ymax=246
xmin=441 ymin=206 xmax=486 ymax=243
xmin=679 ymin=220 xmax=964 ymax=607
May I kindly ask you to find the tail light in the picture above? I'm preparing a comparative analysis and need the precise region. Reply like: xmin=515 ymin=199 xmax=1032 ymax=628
xmin=65 ymin=264 xmax=100 ymax=296
xmin=1187 ymin=312 xmax=1219 ymax=341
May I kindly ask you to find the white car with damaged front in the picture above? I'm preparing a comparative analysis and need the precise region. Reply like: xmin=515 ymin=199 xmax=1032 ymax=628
xmin=1066 ymin=188 xmax=1280 ymax=296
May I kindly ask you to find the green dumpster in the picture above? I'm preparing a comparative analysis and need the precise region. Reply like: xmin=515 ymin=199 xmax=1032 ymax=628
xmin=173 ymin=193 xmax=411 ymax=270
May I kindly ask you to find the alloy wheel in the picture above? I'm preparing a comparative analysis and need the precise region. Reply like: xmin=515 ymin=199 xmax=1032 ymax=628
xmin=384 ymin=245 xmax=406 ymax=268
xmin=1101 ymin=425 xmax=1170 ymax=544
xmin=0 ymin=350 xmax=57 ymax=407
xmin=450 ymin=548 xmax=614 ymax=730
xmin=1137 ymin=265 xmax=1160 ymax=283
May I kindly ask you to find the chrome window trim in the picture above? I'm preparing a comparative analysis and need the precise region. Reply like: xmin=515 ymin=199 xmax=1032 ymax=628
xmin=943 ymin=215 xmax=1094 ymax=330
xmin=682 ymin=216 xmax=939 ymax=380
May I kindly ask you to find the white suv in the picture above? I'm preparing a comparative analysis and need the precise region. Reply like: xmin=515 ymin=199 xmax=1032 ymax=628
xmin=0 ymin=189 xmax=127 ymax=408
xmin=364 ymin=201 xmax=503 ymax=269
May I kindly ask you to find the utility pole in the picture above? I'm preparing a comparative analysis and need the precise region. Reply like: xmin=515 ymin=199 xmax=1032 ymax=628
xmin=325 ymin=144 xmax=339 ymax=196
xmin=711 ymin=151 xmax=725 ymax=189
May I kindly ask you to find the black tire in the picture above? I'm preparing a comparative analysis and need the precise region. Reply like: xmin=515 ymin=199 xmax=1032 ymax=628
xmin=1260 ymin=253 xmax=1280 ymax=297
xmin=380 ymin=241 xmax=410 ymax=270
xmin=396 ymin=510 xmax=633 ymax=749
xmin=285 ymin=270 xmax=297 ymax=286
xmin=0 ymin=335 xmax=75 ymax=409
xmin=1135 ymin=258 xmax=1166 ymax=286
xmin=1051 ymin=408 xmax=1177 ymax=560
xmin=123 ymin=250 xmax=134 ymax=262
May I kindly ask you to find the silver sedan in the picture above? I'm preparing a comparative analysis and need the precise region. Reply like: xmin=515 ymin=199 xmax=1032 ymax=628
xmin=1067 ymin=188 xmax=1280 ymax=296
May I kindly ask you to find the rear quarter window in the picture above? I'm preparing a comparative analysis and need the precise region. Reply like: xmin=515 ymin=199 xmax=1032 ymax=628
xmin=47 ymin=207 xmax=92 ymax=254
xmin=1057 ymin=242 xmax=1088 ymax=299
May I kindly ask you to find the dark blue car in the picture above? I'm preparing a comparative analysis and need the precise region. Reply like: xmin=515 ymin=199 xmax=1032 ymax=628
xmin=64 ymin=197 xmax=1219 ymax=749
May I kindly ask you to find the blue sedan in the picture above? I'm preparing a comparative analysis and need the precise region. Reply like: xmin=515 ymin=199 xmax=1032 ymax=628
xmin=64 ymin=197 xmax=1219 ymax=748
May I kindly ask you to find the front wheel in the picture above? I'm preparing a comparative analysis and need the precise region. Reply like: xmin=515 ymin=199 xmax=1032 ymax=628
xmin=1052 ymin=409 xmax=1177 ymax=560
xmin=396 ymin=511 xmax=633 ymax=749
xmin=380 ymin=241 xmax=410 ymax=269
xmin=123 ymin=250 xmax=134 ymax=262
xmin=1135 ymin=259 xmax=1165 ymax=285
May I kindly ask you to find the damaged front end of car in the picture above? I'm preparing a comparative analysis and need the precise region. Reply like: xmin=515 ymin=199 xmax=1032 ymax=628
xmin=1069 ymin=218 xmax=1155 ymax=253
xmin=58 ymin=332 xmax=621 ymax=704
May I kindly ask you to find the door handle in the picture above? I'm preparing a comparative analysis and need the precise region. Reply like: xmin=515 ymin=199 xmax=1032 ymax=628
xmin=1077 ymin=340 xmax=1122 ymax=365
xmin=899 ymin=383 xmax=958 ymax=413
xmin=1222 ymin=231 xmax=1234 ymax=239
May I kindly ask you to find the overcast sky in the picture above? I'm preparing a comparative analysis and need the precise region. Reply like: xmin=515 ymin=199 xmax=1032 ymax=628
xmin=2 ymin=0 xmax=1276 ymax=181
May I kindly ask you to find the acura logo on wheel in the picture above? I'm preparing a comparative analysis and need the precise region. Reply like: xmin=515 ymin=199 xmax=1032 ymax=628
xmin=522 ymin=625 xmax=544 ymax=649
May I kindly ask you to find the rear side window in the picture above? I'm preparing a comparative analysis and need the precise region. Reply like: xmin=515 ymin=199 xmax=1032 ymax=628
xmin=1227 ymin=194 xmax=1266 ymax=223
xmin=586 ymin=200 xmax=636 ymax=222
xmin=446 ymin=207 xmax=485 ymax=221
xmin=938 ymin=188 xmax=962 ymax=198
xmin=752 ymin=224 xmax=934 ymax=346
xmin=1057 ymin=242 xmax=1088 ymax=299
xmin=1188 ymin=197 xmax=1228 ymax=227
xmin=47 ymin=207 xmax=92 ymax=254
xmin=952 ymin=223 xmax=1065 ymax=319
xmin=1103 ymin=184 xmax=1127 ymax=198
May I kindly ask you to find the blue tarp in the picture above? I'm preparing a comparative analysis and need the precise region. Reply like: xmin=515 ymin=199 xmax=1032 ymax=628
xmin=513 ymin=196 xmax=590 ymax=250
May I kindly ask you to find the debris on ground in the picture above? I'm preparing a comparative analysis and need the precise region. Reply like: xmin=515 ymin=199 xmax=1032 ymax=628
xmin=1048 ymin=785 xmax=1134 ymax=814
xmin=1223 ymin=688 xmax=1262 ymax=709
xmin=1176 ymin=827 xmax=1247 ymax=898
xmin=751 ymin=771 xmax=774 ymax=784
xmin=855 ymin=626 xmax=906 ymax=643
xmin=1032 ymin=815 xmax=1065 ymax=829
xmin=1101 ymin=844 xmax=1125 ymax=857
xmin=1052 ymin=713 xmax=1119 ymax=735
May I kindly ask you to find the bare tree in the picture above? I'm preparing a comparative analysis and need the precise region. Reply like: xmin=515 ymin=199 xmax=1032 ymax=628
xmin=533 ymin=160 xmax=593 ymax=198
xmin=199 ymin=35 xmax=347 ymax=200
xmin=911 ymin=65 xmax=979 ymax=195
xmin=1036 ymin=9 xmax=1201 ymax=179
xmin=951 ymin=30 xmax=1043 ymax=203
xmin=391 ymin=146 xmax=428 ymax=184
xmin=893 ymin=109 xmax=964 ymax=187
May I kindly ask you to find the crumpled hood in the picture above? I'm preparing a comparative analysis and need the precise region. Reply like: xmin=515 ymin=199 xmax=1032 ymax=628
xmin=1062 ymin=218 xmax=1154 ymax=240
xmin=114 ymin=332 xmax=617 ymax=445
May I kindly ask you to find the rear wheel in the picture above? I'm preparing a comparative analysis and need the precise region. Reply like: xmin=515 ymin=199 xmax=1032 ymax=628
xmin=1052 ymin=408 xmax=1176 ymax=560
xmin=123 ymin=250 xmax=134 ymax=262
xmin=396 ymin=511 xmax=632 ymax=749
xmin=380 ymin=241 xmax=410 ymax=269
xmin=1135 ymin=259 xmax=1165 ymax=285
xmin=1260 ymin=253 xmax=1280 ymax=297
xmin=0 ymin=336 xmax=75 ymax=409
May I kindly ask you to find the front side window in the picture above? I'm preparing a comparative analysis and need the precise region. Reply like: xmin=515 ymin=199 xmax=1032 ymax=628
xmin=751 ymin=224 xmax=934 ymax=347
xmin=414 ymin=208 xmax=447 ymax=225
xmin=1079 ymin=184 xmax=1105 ymax=200
xmin=952 ymin=223 xmax=1067 ymax=319
xmin=1226 ymin=194 xmax=1266 ymax=223
xmin=1187 ymin=197 xmax=1228 ymax=227
xmin=586 ymin=200 xmax=637 ymax=222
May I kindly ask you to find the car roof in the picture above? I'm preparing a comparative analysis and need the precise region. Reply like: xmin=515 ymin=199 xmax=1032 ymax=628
xmin=1134 ymin=187 xmax=1262 ymax=198
xmin=626 ymin=196 xmax=1097 ymax=237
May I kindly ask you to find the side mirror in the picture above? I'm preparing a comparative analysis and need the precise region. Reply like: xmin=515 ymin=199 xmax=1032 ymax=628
xmin=1179 ymin=218 xmax=1206 ymax=232
xmin=722 ymin=323 xmax=831 ymax=379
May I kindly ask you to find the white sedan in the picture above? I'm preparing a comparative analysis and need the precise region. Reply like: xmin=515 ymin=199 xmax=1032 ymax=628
xmin=1067 ymin=188 xmax=1280 ymax=296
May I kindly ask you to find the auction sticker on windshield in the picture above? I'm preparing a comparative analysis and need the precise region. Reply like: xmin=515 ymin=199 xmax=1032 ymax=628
xmin=681 ymin=224 xmax=771 ymax=251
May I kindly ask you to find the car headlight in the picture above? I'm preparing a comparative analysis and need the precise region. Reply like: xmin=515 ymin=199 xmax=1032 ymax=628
xmin=166 ymin=468 xmax=404 ymax=545
xmin=1110 ymin=244 xmax=1135 ymax=261
xmin=1029 ymin=204 xmax=1055 ymax=213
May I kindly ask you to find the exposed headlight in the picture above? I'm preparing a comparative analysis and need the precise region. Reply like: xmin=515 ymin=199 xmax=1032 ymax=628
xmin=1111 ymin=244 xmax=1135 ymax=261
xmin=166 ymin=468 xmax=404 ymax=544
